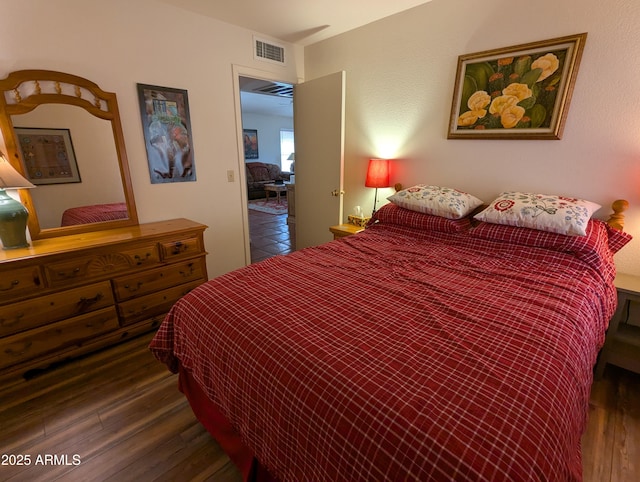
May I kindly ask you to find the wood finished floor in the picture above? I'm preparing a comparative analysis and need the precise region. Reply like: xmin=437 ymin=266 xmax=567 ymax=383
xmin=1 ymin=331 xmax=638 ymax=481
xmin=0 ymin=332 xmax=242 ymax=482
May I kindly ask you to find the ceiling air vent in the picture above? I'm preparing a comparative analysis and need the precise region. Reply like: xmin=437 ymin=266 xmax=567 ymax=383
xmin=254 ymin=82 xmax=293 ymax=98
xmin=254 ymin=36 xmax=285 ymax=65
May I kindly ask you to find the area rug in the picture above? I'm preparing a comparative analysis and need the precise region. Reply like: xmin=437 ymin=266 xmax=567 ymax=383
xmin=248 ymin=198 xmax=288 ymax=215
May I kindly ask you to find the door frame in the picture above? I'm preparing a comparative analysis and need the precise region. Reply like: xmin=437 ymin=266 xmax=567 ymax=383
xmin=231 ymin=64 xmax=298 ymax=265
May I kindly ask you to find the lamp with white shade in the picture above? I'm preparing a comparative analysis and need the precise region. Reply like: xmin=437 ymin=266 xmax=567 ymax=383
xmin=0 ymin=152 xmax=35 ymax=249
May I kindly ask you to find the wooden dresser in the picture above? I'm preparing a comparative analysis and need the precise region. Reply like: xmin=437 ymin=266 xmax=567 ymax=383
xmin=0 ymin=218 xmax=207 ymax=383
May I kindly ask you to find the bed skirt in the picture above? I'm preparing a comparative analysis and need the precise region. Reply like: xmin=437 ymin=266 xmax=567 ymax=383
xmin=178 ymin=366 xmax=277 ymax=482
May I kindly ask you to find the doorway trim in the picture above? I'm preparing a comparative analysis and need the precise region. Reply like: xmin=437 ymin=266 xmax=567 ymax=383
xmin=231 ymin=64 xmax=298 ymax=265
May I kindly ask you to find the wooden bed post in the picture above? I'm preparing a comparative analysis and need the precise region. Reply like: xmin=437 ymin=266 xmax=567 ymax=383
xmin=607 ymin=199 xmax=629 ymax=231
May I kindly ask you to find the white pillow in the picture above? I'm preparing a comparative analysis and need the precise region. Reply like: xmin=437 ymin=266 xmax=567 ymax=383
xmin=474 ymin=191 xmax=601 ymax=236
xmin=387 ymin=184 xmax=483 ymax=220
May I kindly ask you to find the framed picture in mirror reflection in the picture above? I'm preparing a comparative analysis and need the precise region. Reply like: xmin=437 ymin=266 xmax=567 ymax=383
xmin=15 ymin=127 xmax=81 ymax=185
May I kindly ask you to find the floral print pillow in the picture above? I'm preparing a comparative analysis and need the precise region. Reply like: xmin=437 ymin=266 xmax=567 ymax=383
xmin=474 ymin=192 xmax=601 ymax=236
xmin=387 ymin=185 xmax=483 ymax=220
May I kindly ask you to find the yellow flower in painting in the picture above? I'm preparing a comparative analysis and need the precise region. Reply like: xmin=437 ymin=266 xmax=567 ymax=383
xmin=489 ymin=95 xmax=519 ymax=115
xmin=458 ymin=109 xmax=487 ymax=126
xmin=500 ymin=105 xmax=526 ymax=128
xmin=502 ymin=83 xmax=532 ymax=101
xmin=531 ymin=53 xmax=559 ymax=81
xmin=467 ymin=91 xmax=491 ymax=111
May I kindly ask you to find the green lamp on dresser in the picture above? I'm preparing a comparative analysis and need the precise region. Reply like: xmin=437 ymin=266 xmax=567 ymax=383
xmin=0 ymin=152 xmax=34 ymax=249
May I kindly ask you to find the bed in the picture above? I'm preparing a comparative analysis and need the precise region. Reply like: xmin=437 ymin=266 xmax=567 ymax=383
xmin=150 ymin=188 xmax=631 ymax=481
xmin=60 ymin=202 xmax=128 ymax=226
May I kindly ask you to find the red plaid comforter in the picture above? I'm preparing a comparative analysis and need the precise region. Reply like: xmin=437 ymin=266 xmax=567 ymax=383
xmin=151 ymin=222 xmax=620 ymax=481
xmin=60 ymin=202 xmax=128 ymax=226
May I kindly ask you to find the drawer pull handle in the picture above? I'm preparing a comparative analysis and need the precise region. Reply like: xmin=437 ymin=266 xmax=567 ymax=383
xmin=0 ymin=312 xmax=24 ymax=328
xmin=77 ymin=293 xmax=104 ymax=311
xmin=58 ymin=267 xmax=81 ymax=279
xmin=124 ymin=282 xmax=143 ymax=293
xmin=179 ymin=264 xmax=195 ymax=277
xmin=5 ymin=341 xmax=33 ymax=358
xmin=1 ymin=280 xmax=20 ymax=291
xmin=85 ymin=319 xmax=107 ymax=329
xmin=134 ymin=253 xmax=152 ymax=265
xmin=171 ymin=241 xmax=187 ymax=255
xmin=128 ymin=305 xmax=148 ymax=316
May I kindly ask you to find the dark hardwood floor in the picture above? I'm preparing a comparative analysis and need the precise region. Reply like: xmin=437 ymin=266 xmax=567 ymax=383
xmin=582 ymin=365 xmax=640 ymax=481
xmin=0 ymin=332 xmax=242 ymax=482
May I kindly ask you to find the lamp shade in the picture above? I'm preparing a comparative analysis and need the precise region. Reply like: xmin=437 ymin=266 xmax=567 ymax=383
xmin=0 ymin=153 xmax=35 ymax=189
xmin=365 ymin=159 xmax=390 ymax=188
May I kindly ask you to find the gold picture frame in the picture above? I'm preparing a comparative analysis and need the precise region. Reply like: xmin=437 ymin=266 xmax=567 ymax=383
xmin=448 ymin=33 xmax=587 ymax=140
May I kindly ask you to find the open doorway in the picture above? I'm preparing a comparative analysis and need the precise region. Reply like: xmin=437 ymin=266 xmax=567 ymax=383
xmin=238 ymin=76 xmax=296 ymax=263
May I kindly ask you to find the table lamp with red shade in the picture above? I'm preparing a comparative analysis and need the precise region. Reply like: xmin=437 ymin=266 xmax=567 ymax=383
xmin=365 ymin=158 xmax=390 ymax=216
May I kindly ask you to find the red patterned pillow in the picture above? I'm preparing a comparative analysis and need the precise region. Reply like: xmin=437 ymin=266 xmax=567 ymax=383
xmin=368 ymin=203 xmax=471 ymax=233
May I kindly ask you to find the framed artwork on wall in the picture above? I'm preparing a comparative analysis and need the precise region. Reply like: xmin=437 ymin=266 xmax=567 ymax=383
xmin=137 ymin=83 xmax=196 ymax=183
xmin=15 ymin=127 xmax=81 ymax=184
xmin=448 ymin=33 xmax=587 ymax=140
xmin=243 ymin=129 xmax=259 ymax=159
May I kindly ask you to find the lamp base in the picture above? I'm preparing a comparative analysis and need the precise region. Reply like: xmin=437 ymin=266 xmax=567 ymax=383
xmin=371 ymin=187 xmax=379 ymax=217
xmin=0 ymin=189 xmax=29 ymax=250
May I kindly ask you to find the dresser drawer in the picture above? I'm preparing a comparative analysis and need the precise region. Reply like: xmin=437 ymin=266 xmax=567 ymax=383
xmin=160 ymin=236 xmax=203 ymax=261
xmin=0 ymin=265 xmax=43 ymax=303
xmin=112 ymin=258 xmax=206 ymax=302
xmin=0 ymin=281 xmax=114 ymax=337
xmin=45 ymin=244 xmax=160 ymax=287
xmin=0 ymin=307 xmax=119 ymax=370
xmin=117 ymin=280 xmax=202 ymax=326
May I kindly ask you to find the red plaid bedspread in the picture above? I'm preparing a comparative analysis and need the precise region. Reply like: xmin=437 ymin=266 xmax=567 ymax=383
xmin=60 ymin=202 xmax=128 ymax=226
xmin=150 ymin=223 xmax=618 ymax=481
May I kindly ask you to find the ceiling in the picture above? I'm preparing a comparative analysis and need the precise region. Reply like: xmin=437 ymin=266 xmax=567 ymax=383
xmin=159 ymin=0 xmax=434 ymax=116
xmin=158 ymin=0 xmax=434 ymax=47
xmin=241 ymin=89 xmax=294 ymax=117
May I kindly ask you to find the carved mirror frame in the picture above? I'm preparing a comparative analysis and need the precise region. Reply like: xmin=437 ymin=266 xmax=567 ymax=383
xmin=0 ymin=69 xmax=138 ymax=240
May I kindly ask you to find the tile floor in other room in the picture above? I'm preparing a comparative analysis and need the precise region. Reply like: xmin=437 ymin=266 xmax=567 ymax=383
xmin=249 ymin=209 xmax=295 ymax=263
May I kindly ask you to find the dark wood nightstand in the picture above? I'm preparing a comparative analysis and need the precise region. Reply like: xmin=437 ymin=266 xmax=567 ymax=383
xmin=595 ymin=272 xmax=640 ymax=378
xmin=329 ymin=224 xmax=364 ymax=240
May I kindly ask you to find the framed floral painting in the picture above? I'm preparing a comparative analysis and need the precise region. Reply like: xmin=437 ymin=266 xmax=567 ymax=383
xmin=448 ymin=33 xmax=587 ymax=140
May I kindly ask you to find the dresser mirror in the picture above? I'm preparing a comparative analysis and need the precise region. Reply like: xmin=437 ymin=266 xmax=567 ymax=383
xmin=0 ymin=70 xmax=138 ymax=240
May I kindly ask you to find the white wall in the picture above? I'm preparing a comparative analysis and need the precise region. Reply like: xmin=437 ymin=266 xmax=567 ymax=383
xmin=0 ymin=0 xmax=302 ymax=277
xmin=241 ymin=112 xmax=293 ymax=167
xmin=304 ymin=0 xmax=640 ymax=276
